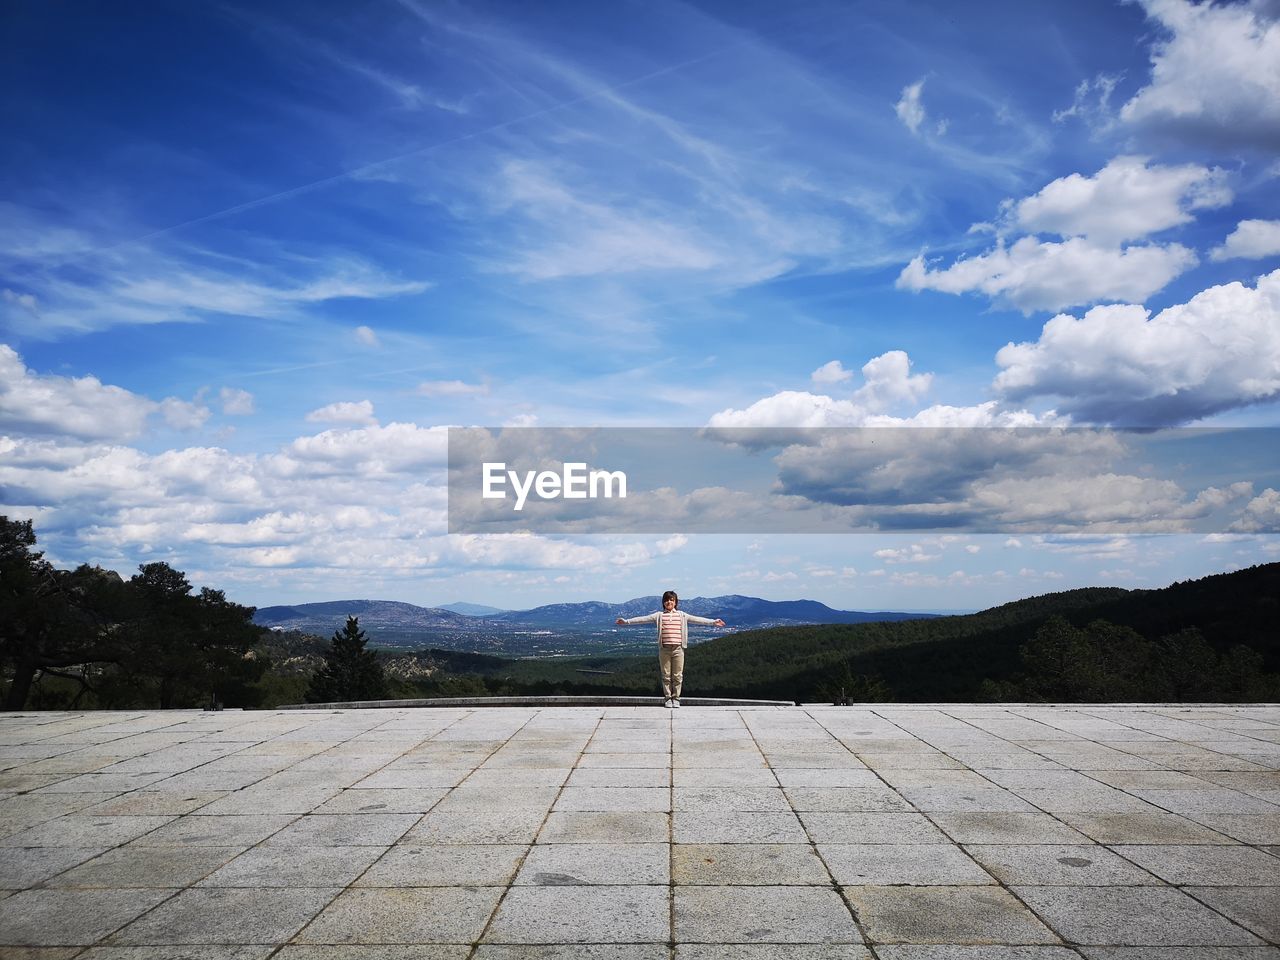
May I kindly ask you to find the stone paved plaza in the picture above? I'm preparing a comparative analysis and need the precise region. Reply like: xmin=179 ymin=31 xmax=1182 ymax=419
xmin=1 ymin=704 xmax=1278 ymax=959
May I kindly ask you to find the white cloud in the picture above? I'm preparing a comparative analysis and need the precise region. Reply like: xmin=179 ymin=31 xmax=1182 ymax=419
xmin=897 ymin=236 xmax=1195 ymax=314
xmin=707 ymin=390 xmax=866 ymax=431
xmin=159 ymin=397 xmax=211 ymax=431
xmin=0 ymin=344 xmax=155 ymax=441
xmin=1121 ymin=0 xmax=1280 ymax=150
xmin=895 ymin=79 xmax=927 ymax=134
xmin=897 ymin=156 xmax=1230 ymax=313
xmin=354 ymin=325 xmax=381 ymax=347
xmin=811 ymin=360 xmax=854 ymax=386
xmin=874 ymin=544 xmax=939 ymax=564
xmin=305 ymin=400 xmax=377 ymax=426
xmin=1230 ymin=488 xmax=1280 ymax=533
xmin=994 ymin=268 xmax=1280 ymax=424
xmin=416 ymin=379 xmax=490 ymax=398
xmin=219 ymin=388 xmax=255 ymax=416
xmin=851 ymin=351 xmax=933 ymax=411
xmin=1210 ymin=219 xmax=1280 ymax=261
xmin=1053 ymin=73 xmax=1120 ymax=126
xmin=710 ymin=351 xmax=937 ymax=432
xmin=282 ymin=422 xmax=449 ymax=474
xmin=1013 ymin=156 xmax=1230 ymax=245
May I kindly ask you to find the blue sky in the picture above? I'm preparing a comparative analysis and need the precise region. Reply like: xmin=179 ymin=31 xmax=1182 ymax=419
xmin=2 ymin=0 xmax=1279 ymax=611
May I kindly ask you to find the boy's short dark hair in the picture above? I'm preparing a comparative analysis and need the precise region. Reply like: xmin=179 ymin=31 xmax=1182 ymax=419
xmin=662 ymin=590 xmax=678 ymax=607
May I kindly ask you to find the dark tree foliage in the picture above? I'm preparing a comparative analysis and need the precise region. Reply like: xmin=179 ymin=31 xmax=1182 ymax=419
xmin=985 ymin=617 xmax=1280 ymax=702
xmin=306 ymin=616 xmax=390 ymax=703
xmin=1 ymin=517 xmax=265 ymax=710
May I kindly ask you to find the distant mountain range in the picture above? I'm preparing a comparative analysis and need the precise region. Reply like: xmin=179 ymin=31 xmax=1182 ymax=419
xmin=438 ymin=602 xmax=509 ymax=616
xmin=254 ymin=594 xmax=932 ymax=641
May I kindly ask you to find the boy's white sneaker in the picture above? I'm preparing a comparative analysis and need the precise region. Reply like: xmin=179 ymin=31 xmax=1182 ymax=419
xmin=672 ymin=699 xmax=681 ymax=709
xmin=663 ymin=698 xmax=673 ymax=709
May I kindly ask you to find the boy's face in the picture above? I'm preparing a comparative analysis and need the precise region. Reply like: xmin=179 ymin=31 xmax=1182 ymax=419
xmin=663 ymin=596 xmax=677 ymax=610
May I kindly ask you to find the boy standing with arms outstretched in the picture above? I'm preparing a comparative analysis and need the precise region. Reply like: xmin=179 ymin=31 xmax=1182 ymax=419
xmin=616 ymin=590 xmax=725 ymax=708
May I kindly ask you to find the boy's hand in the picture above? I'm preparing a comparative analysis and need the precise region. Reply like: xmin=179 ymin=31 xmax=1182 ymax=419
xmin=714 ymin=619 xmax=725 ymax=627
xmin=615 ymin=618 xmax=626 ymax=625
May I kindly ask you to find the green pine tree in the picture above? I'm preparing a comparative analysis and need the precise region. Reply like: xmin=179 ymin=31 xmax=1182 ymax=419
xmin=306 ymin=616 xmax=389 ymax=703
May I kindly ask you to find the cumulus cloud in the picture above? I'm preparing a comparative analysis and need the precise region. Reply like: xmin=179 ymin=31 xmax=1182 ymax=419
xmin=0 ymin=344 xmax=155 ymax=441
xmin=811 ymin=360 xmax=854 ymax=386
xmin=1210 ymin=219 xmax=1280 ymax=261
xmin=354 ymin=325 xmax=381 ymax=347
xmin=851 ymin=351 xmax=933 ymax=410
xmin=1121 ymin=0 xmax=1280 ymax=150
xmin=305 ymin=400 xmax=377 ymax=425
xmin=1013 ymin=156 xmax=1230 ymax=245
xmin=994 ymin=268 xmax=1280 ymax=424
xmin=1231 ymin=488 xmax=1280 ymax=532
xmin=896 ymin=156 xmax=1231 ymax=313
xmin=709 ymin=350 xmax=935 ymax=432
xmin=282 ymin=422 xmax=449 ymax=475
xmin=897 ymin=236 xmax=1195 ymax=314
xmin=895 ymin=79 xmax=927 ymax=134
xmin=219 ymin=387 xmax=255 ymax=416
xmin=159 ymin=397 xmax=212 ymax=431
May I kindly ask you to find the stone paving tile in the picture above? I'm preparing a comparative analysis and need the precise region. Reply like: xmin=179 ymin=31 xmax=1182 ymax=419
xmin=484 ymin=885 xmax=669 ymax=943
xmin=675 ymin=885 xmax=862 ymax=944
xmin=553 ymin=787 xmax=669 ymax=812
xmin=82 ymin=791 xmax=223 ymax=816
xmin=0 ymin=888 xmax=175 ymax=946
xmin=567 ymin=767 xmax=670 ymax=787
xmin=263 ymin=813 xmax=419 ymax=846
xmin=821 ymin=843 xmax=995 ymax=885
xmin=3 ymin=845 xmax=103 ymax=889
xmin=1055 ymin=811 xmax=1234 ymax=844
xmin=1012 ymin=885 xmax=1265 ymax=945
xmin=48 ymin=845 xmax=241 ymax=888
xmin=296 ymin=887 xmax=503 ymax=944
xmin=1078 ymin=949 xmax=1280 ymax=959
xmin=539 ymin=811 xmax=669 ymax=843
xmin=198 ymin=844 xmax=386 ymax=887
xmin=784 ymin=785 xmax=915 ymax=812
xmin=514 ymin=841 xmax=668 ymax=885
xmin=677 ymin=945 xmax=872 ymax=959
xmin=478 ymin=948 xmax=667 ymax=960
xmin=929 ymin=812 xmax=1090 ymax=844
xmin=1111 ymin=843 xmax=1280 ymax=884
xmin=1 ymin=815 xmax=175 ymax=847
xmin=673 ymin=767 xmax=777 ymax=787
xmin=0 ymin=705 xmax=1278 ymax=954
xmin=842 ymin=885 xmax=1061 ymax=945
xmin=77 ymin=947 xmax=276 ymax=959
xmin=672 ymin=842 xmax=830 ymax=885
xmin=400 ymin=806 xmax=546 ymax=844
xmin=964 ymin=843 xmax=1161 ymax=885
xmin=277 ymin=946 xmax=469 ymax=959
xmin=1182 ymin=886 xmax=1280 ymax=942
xmin=674 ymin=810 xmax=807 ymax=843
xmin=354 ymin=843 xmax=525 ymax=886
xmin=130 ymin=813 xmax=295 ymax=847
xmin=1181 ymin=813 xmax=1280 ymax=844
xmin=876 ymin=949 xmax=1080 ymax=959
xmin=673 ymin=787 xmax=791 ymax=813
xmin=799 ymin=811 xmax=948 ymax=843
xmin=312 ymin=786 xmax=448 ymax=813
